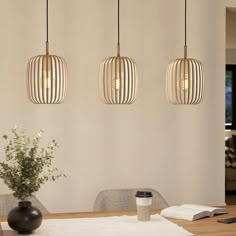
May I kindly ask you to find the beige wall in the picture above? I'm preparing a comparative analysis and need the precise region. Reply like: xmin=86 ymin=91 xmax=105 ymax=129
xmin=0 ymin=0 xmax=226 ymax=213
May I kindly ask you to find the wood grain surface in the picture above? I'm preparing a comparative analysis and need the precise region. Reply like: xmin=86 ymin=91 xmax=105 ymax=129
xmin=0 ymin=205 xmax=235 ymax=236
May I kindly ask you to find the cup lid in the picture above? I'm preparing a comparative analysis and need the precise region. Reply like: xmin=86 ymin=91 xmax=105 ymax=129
xmin=135 ymin=191 xmax=153 ymax=198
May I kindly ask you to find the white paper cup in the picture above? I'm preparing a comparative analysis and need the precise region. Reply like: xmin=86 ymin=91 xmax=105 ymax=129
xmin=135 ymin=191 xmax=153 ymax=221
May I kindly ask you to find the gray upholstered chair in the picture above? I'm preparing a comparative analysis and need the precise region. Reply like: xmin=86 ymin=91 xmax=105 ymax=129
xmin=94 ymin=188 xmax=169 ymax=212
xmin=0 ymin=194 xmax=49 ymax=216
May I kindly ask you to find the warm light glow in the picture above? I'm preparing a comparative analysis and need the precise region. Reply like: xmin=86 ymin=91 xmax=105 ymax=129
xmin=42 ymin=58 xmax=53 ymax=89
xmin=112 ymin=59 xmax=124 ymax=91
xmin=179 ymin=72 xmax=190 ymax=91
xmin=43 ymin=71 xmax=51 ymax=89
xmin=179 ymin=60 xmax=190 ymax=91
xmin=113 ymin=71 xmax=123 ymax=90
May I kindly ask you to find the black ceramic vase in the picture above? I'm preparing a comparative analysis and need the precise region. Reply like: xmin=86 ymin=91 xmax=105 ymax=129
xmin=7 ymin=201 xmax=42 ymax=234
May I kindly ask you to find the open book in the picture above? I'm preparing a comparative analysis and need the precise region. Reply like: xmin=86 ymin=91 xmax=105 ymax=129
xmin=160 ymin=204 xmax=227 ymax=221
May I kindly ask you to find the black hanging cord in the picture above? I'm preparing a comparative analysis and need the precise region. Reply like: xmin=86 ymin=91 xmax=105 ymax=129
xmin=46 ymin=0 xmax=49 ymax=42
xmin=184 ymin=0 xmax=187 ymax=58
xmin=184 ymin=0 xmax=186 ymax=47
xmin=46 ymin=0 xmax=49 ymax=54
xmin=117 ymin=0 xmax=120 ymax=56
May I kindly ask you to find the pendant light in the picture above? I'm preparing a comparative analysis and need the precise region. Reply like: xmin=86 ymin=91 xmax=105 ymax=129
xmin=166 ymin=0 xmax=204 ymax=105
xmin=99 ymin=0 xmax=138 ymax=104
xmin=27 ymin=0 xmax=67 ymax=104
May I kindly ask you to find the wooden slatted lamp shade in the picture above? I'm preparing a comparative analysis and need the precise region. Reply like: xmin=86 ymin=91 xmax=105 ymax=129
xmin=27 ymin=0 xmax=67 ymax=104
xmin=166 ymin=0 xmax=204 ymax=105
xmin=99 ymin=0 xmax=138 ymax=104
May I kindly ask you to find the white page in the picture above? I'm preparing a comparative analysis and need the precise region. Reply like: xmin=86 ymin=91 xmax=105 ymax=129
xmin=160 ymin=206 xmax=208 ymax=221
xmin=1 ymin=214 xmax=194 ymax=236
xmin=181 ymin=204 xmax=219 ymax=212
xmin=180 ymin=204 xmax=227 ymax=216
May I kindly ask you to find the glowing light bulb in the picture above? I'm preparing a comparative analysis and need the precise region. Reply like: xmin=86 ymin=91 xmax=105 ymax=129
xmin=179 ymin=60 xmax=191 ymax=91
xmin=180 ymin=72 xmax=189 ymax=91
xmin=113 ymin=71 xmax=122 ymax=90
xmin=43 ymin=70 xmax=51 ymax=89
xmin=41 ymin=57 xmax=54 ymax=90
xmin=112 ymin=64 xmax=124 ymax=91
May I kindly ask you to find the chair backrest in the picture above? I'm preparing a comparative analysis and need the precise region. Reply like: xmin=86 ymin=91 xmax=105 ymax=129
xmin=94 ymin=188 xmax=169 ymax=212
xmin=0 ymin=194 xmax=49 ymax=216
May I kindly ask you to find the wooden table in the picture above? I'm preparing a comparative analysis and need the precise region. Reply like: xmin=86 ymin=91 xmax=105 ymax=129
xmin=0 ymin=205 xmax=235 ymax=236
